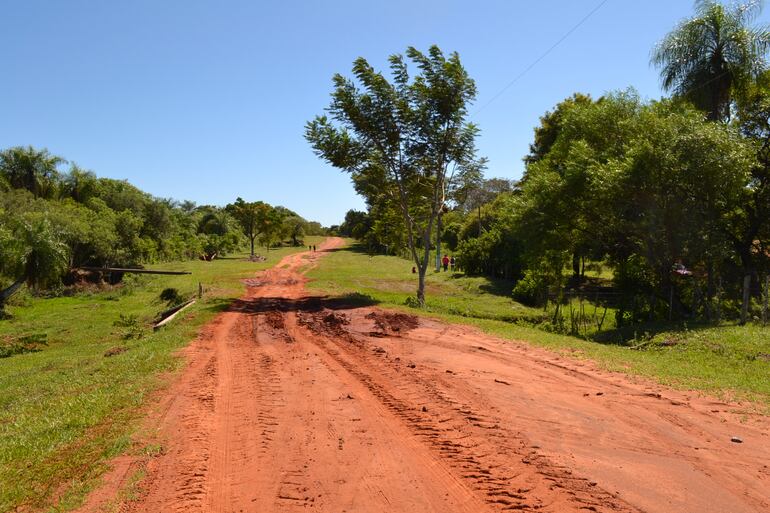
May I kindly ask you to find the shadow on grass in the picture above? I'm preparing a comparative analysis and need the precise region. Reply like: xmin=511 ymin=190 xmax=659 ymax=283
xmin=323 ymin=243 xmax=372 ymax=255
xmin=199 ymin=297 xmax=235 ymax=315
xmin=590 ymin=319 xmax=724 ymax=346
xmin=442 ymin=270 xmax=516 ymax=300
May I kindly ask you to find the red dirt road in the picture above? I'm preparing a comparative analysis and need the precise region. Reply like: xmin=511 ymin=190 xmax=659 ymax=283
xmin=78 ymin=237 xmax=769 ymax=513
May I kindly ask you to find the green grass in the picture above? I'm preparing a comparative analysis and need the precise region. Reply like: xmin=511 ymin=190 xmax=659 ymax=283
xmin=307 ymin=242 xmax=770 ymax=410
xmin=0 ymin=238 xmax=323 ymax=513
xmin=308 ymin=245 xmax=545 ymax=323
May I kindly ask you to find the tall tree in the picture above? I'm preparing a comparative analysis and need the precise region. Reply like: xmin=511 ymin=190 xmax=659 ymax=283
xmin=61 ymin=164 xmax=99 ymax=203
xmin=731 ymin=72 xmax=770 ymax=322
xmin=282 ymin=215 xmax=307 ymax=246
xmin=0 ymin=146 xmax=64 ymax=198
xmin=306 ymin=46 xmax=483 ymax=305
xmin=226 ymin=198 xmax=272 ymax=257
xmin=652 ymin=0 xmax=770 ymax=121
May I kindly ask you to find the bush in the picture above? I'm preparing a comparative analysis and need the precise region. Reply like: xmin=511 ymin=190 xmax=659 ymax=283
xmin=159 ymin=287 xmax=182 ymax=306
xmin=512 ymin=269 xmax=548 ymax=306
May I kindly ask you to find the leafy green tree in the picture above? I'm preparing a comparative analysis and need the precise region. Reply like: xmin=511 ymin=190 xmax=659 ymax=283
xmin=514 ymin=93 xmax=753 ymax=322
xmin=339 ymin=210 xmax=369 ymax=238
xmin=516 ymin=91 xmax=642 ymax=285
xmin=730 ymin=72 xmax=770 ymax=322
xmin=306 ymin=45 xmax=483 ymax=305
xmin=524 ymin=93 xmax=593 ymax=166
xmin=62 ymin=165 xmax=100 ymax=203
xmin=282 ymin=215 xmax=307 ymax=246
xmin=0 ymin=215 xmax=69 ymax=308
xmin=195 ymin=208 xmax=241 ymax=260
xmin=259 ymin=207 xmax=284 ymax=250
xmin=0 ymin=146 xmax=64 ymax=198
xmin=197 ymin=208 xmax=233 ymax=236
xmin=227 ymin=198 xmax=273 ymax=256
xmin=652 ymin=0 xmax=770 ymax=121
xmin=457 ymin=194 xmax=524 ymax=279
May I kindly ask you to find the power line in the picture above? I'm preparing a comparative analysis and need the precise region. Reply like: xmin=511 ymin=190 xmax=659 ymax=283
xmin=472 ymin=0 xmax=611 ymax=117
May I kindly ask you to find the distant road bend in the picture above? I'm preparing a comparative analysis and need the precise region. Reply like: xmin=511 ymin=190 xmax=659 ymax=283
xmin=77 ymin=237 xmax=770 ymax=513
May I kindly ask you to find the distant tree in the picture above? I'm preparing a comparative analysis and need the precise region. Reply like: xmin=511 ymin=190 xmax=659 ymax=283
xmin=306 ymin=46 xmax=483 ymax=305
xmin=261 ymin=207 xmax=285 ymax=250
xmin=338 ymin=210 xmax=368 ymax=238
xmin=305 ymin=221 xmax=325 ymax=236
xmin=197 ymin=208 xmax=232 ymax=236
xmin=281 ymin=215 xmax=306 ymax=246
xmin=226 ymin=198 xmax=273 ymax=256
xmin=0 ymin=146 xmax=64 ymax=198
xmin=62 ymin=164 xmax=99 ymax=203
xmin=652 ymin=0 xmax=770 ymax=121
xmin=179 ymin=200 xmax=197 ymax=214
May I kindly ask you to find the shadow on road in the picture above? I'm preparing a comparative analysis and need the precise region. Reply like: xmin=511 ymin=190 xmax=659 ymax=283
xmin=227 ymin=293 xmax=379 ymax=315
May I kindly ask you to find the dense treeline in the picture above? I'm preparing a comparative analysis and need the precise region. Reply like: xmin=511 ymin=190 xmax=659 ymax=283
xmin=339 ymin=0 xmax=770 ymax=326
xmin=0 ymin=146 xmax=325 ymax=303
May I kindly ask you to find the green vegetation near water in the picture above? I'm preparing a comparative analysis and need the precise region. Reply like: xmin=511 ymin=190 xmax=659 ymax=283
xmin=307 ymin=242 xmax=770 ymax=410
xmin=0 ymin=239 xmax=322 ymax=513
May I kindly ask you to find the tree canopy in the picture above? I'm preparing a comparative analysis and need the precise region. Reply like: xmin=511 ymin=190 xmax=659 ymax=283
xmin=652 ymin=0 xmax=770 ymax=121
xmin=306 ymin=45 xmax=484 ymax=304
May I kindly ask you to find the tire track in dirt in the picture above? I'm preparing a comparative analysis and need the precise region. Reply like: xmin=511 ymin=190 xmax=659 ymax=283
xmin=76 ymin=237 xmax=770 ymax=513
xmin=294 ymin=309 xmax=636 ymax=513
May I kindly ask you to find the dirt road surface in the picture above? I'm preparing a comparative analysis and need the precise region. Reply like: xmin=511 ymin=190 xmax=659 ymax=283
xmin=77 ymin=237 xmax=769 ymax=513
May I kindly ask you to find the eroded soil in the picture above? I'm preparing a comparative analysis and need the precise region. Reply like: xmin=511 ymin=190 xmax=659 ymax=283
xmin=76 ymin=237 xmax=770 ymax=513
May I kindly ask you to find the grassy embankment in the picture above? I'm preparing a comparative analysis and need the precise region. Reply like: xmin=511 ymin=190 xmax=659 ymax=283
xmin=0 ymin=238 xmax=323 ymax=513
xmin=306 ymin=242 xmax=770 ymax=410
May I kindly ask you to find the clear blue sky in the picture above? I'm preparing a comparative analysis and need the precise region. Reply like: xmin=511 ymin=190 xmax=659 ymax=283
xmin=3 ymin=1 xmax=768 ymax=226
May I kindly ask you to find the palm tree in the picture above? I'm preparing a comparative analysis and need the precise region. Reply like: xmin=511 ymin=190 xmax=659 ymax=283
xmin=0 ymin=146 xmax=65 ymax=198
xmin=652 ymin=0 xmax=770 ymax=121
xmin=0 ymin=218 xmax=69 ymax=310
xmin=62 ymin=165 xmax=99 ymax=203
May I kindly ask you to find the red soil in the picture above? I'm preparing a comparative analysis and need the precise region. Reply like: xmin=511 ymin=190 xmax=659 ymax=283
xmin=76 ymin=237 xmax=770 ymax=513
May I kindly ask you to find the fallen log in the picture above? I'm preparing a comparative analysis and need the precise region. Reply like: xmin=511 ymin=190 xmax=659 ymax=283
xmin=76 ymin=267 xmax=191 ymax=275
xmin=153 ymin=299 xmax=196 ymax=330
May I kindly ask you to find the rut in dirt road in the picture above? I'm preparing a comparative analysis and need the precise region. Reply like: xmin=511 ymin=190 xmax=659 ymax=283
xmin=77 ymin=237 xmax=770 ymax=513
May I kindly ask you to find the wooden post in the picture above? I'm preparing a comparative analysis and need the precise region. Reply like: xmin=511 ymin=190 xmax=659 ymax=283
xmin=198 ymin=282 xmax=203 ymax=299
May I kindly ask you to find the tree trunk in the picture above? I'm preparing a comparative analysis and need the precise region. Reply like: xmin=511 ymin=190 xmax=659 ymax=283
xmin=0 ymin=278 xmax=24 ymax=309
xmin=705 ymin=260 xmax=714 ymax=322
xmin=250 ymin=236 xmax=255 ymax=257
xmin=572 ymin=252 xmax=580 ymax=278
xmin=435 ymin=213 xmax=442 ymax=272
xmin=416 ymin=230 xmax=433 ymax=306
xmin=417 ymin=266 xmax=427 ymax=305
xmin=740 ymin=273 xmax=752 ymax=325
